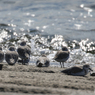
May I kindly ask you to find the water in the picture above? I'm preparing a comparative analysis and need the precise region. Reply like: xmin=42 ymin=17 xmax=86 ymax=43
xmin=0 ymin=0 xmax=95 ymax=67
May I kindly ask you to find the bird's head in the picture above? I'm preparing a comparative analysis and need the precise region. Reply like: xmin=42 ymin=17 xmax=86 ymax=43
xmin=62 ymin=46 xmax=68 ymax=51
xmin=20 ymin=41 xmax=26 ymax=46
xmin=9 ymin=46 xmax=15 ymax=51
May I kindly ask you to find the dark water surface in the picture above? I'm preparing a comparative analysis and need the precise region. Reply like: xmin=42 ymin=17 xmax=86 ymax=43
xmin=0 ymin=0 xmax=95 ymax=67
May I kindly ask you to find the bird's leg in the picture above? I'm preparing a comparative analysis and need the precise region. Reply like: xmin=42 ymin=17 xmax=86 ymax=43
xmin=22 ymin=59 xmax=23 ymax=64
xmin=60 ymin=62 xmax=62 ymax=68
xmin=62 ymin=62 xmax=64 ymax=68
xmin=22 ymin=59 xmax=25 ymax=65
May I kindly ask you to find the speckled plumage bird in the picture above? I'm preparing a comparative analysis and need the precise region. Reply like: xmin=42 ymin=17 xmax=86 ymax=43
xmin=17 ymin=41 xmax=31 ymax=65
xmin=5 ymin=46 xmax=18 ymax=65
xmin=36 ymin=55 xmax=50 ymax=67
xmin=54 ymin=46 xmax=69 ymax=68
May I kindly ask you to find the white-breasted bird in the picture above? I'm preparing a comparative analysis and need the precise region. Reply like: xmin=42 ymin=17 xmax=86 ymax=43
xmin=54 ymin=46 xmax=69 ymax=68
xmin=17 ymin=41 xmax=31 ymax=65
xmin=36 ymin=54 xmax=50 ymax=67
xmin=5 ymin=46 xmax=18 ymax=65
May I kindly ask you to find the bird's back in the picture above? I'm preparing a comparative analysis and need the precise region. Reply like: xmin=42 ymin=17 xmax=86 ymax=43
xmin=62 ymin=66 xmax=83 ymax=75
xmin=54 ymin=50 xmax=69 ymax=62
xmin=36 ymin=56 xmax=50 ymax=67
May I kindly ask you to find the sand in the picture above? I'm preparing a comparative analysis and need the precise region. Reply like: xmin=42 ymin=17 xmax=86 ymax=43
xmin=0 ymin=63 xmax=95 ymax=95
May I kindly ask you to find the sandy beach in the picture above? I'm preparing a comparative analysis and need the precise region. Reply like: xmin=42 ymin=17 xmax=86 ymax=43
xmin=0 ymin=63 xmax=95 ymax=95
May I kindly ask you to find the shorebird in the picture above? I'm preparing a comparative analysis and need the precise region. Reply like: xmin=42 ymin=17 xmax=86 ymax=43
xmin=53 ymin=46 xmax=69 ymax=68
xmin=36 ymin=54 xmax=50 ymax=67
xmin=17 ymin=41 xmax=31 ymax=65
xmin=5 ymin=46 xmax=18 ymax=65
xmin=61 ymin=64 xmax=93 ymax=76
xmin=0 ymin=46 xmax=4 ymax=63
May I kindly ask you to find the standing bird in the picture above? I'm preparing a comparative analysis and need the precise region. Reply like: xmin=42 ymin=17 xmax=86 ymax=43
xmin=36 ymin=54 xmax=50 ymax=67
xmin=5 ymin=46 xmax=18 ymax=65
xmin=53 ymin=46 xmax=69 ymax=68
xmin=0 ymin=46 xmax=4 ymax=63
xmin=61 ymin=64 xmax=93 ymax=76
xmin=17 ymin=41 xmax=31 ymax=65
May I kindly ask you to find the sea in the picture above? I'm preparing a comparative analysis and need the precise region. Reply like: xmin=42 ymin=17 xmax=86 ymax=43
xmin=0 ymin=0 xmax=95 ymax=67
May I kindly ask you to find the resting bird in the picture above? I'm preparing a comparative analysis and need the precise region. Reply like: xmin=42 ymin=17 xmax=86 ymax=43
xmin=5 ymin=46 xmax=18 ymax=65
xmin=0 ymin=46 xmax=4 ymax=63
xmin=17 ymin=41 xmax=31 ymax=65
xmin=36 ymin=54 xmax=50 ymax=67
xmin=53 ymin=46 xmax=69 ymax=68
xmin=61 ymin=64 xmax=93 ymax=76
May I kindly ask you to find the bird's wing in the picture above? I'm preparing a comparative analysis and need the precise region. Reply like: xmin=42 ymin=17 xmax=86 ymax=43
xmin=0 ymin=51 xmax=4 ymax=60
xmin=70 ymin=67 xmax=83 ymax=73
xmin=12 ymin=52 xmax=18 ymax=62
xmin=17 ymin=47 xmax=26 ymax=57
xmin=54 ymin=51 xmax=69 ymax=60
xmin=62 ymin=66 xmax=82 ymax=74
xmin=26 ymin=46 xmax=31 ymax=55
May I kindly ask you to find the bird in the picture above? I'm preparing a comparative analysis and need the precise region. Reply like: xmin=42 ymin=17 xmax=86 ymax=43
xmin=53 ymin=46 xmax=69 ymax=68
xmin=5 ymin=46 xmax=18 ymax=65
xmin=0 ymin=46 xmax=4 ymax=63
xmin=17 ymin=41 xmax=31 ymax=65
xmin=36 ymin=54 xmax=50 ymax=67
xmin=61 ymin=64 xmax=93 ymax=76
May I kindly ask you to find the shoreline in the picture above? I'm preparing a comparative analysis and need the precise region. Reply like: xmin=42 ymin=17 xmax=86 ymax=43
xmin=0 ymin=63 xmax=95 ymax=94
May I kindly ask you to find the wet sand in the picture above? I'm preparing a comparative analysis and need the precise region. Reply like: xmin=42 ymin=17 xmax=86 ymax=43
xmin=0 ymin=63 xmax=95 ymax=95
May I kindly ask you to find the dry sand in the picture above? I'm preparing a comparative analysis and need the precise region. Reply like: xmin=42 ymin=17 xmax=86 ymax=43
xmin=0 ymin=63 xmax=95 ymax=95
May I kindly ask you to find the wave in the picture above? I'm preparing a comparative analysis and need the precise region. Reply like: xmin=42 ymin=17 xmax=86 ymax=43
xmin=0 ymin=27 xmax=95 ymax=67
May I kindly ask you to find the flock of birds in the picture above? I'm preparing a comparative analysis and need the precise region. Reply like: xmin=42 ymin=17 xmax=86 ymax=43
xmin=0 ymin=41 xmax=94 ymax=76
xmin=0 ymin=41 xmax=31 ymax=65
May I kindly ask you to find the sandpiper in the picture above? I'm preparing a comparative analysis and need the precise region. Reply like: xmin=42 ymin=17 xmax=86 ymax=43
xmin=0 ymin=46 xmax=4 ymax=63
xmin=5 ymin=46 xmax=18 ymax=65
xmin=36 ymin=54 xmax=50 ymax=67
xmin=53 ymin=46 xmax=69 ymax=68
xmin=61 ymin=64 xmax=93 ymax=76
xmin=17 ymin=41 xmax=31 ymax=65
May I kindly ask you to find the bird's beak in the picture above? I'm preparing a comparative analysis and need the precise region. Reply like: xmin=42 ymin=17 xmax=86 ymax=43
xmin=89 ymin=67 xmax=93 ymax=71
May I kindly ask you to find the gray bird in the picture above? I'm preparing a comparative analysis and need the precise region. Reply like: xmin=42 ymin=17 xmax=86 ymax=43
xmin=17 ymin=41 xmax=31 ymax=65
xmin=61 ymin=64 xmax=93 ymax=76
xmin=5 ymin=46 xmax=18 ymax=65
xmin=36 ymin=54 xmax=50 ymax=67
xmin=0 ymin=46 xmax=4 ymax=63
xmin=54 ymin=46 xmax=69 ymax=68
